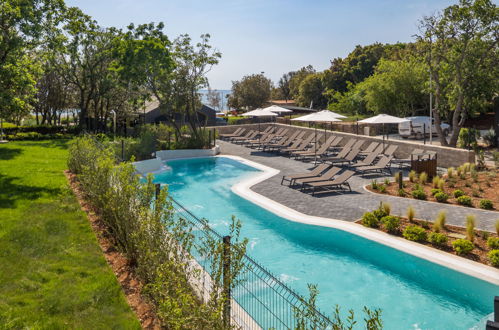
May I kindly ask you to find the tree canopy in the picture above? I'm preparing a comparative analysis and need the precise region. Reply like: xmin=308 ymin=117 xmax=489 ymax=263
xmin=227 ymin=74 xmax=272 ymax=110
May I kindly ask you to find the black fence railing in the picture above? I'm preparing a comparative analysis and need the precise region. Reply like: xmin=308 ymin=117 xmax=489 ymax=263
xmin=169 ymin=197 xmax=334 ymax=329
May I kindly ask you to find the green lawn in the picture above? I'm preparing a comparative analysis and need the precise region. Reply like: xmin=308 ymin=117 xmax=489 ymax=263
xmin=0 ymin=140 xmax=140 ymax=329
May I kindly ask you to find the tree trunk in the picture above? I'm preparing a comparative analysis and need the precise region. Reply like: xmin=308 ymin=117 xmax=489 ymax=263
xmin=448 ymin=93 xmax=465 ymax=147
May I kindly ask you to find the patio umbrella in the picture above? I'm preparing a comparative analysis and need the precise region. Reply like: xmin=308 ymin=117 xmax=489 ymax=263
xmin=262 ymin=105 xmax=293 ymax=114
xmin=292 ymin=111 xmax=342 ymax=164
xmin=358 ymin=114 xmax=409 ymax=148
xmin=242 ymin=108 xmax=278 ymax=142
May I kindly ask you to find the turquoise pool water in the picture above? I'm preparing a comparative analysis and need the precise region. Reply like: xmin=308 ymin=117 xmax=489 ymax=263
xmin=152 ymin=157 xmax=498 ymax=329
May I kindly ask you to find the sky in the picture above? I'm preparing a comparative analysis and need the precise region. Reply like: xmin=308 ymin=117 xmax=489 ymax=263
xmin=66 ymin=0 xmax=455 ymax=90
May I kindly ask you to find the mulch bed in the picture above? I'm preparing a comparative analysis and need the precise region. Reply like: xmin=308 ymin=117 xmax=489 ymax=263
xmin=355 ymin=216 xmax=498 ymax=267
xmin=366 ymin=169 xmax=499 ymax=210
xmin=66 ymin=171 xmax=162 ymax=330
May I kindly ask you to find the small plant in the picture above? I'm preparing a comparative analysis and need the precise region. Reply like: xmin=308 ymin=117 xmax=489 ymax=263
xmin=384 ymin=178 xmax=390 ymax=186
xmin=487 ymin=237 xmax=499 ymax=249
xmin=409 ymin=170 xmax=416 ymax=183
xmin=433 ymin=211 xmax=446 ymax=233
xmin=419 ymin=172 xmax=428 ymax=185
xmin=362 ymin=212 xmax=380 ymax=228
xmin=379 ymin=184 xmax=386 ymax=193
xmin=447 ymin=179 xmax=456 ymax=188
xmin=434 ymin=192 xmax=449 ymax=203
xmin=463 ymin=162 xmax=471 ymax=173
xmin=412 ymin=189 xmax=427 ymax=200
xmin=406 ymin=206 xmax=415 ymax=222
xmin=496 ymin=220 xmax=499 ymax=236
xmin=482 ymin=231 xmax=490 ymax=240
xmin=471 ymin=169 xmax=478 ymax=182
xmin=488 ymin=250 xmax=499 ymax=267
xmin=398 ymin=189 xmax=406 ymax=197
xmin=432 ymin=176 xmax=440 ymax=188
xmin=471 ymin=189 xmax=480 ymax=197
xmin=453 ymin=189 xmax=465 ymax=198
xmin=437 ymin=178 xmax=445 ymax=190
xmin=456 ymin=166 xmax=463 ymax=178
xmin=466 ymin=215 xmax=476 ymax=241
xmin=413 ymin=183 xmax=422 ymax=191
xmin=452 ymin=239 xmax=474 ymax=255
xmin=457 ymin=195 xmax=473 ymax=207
xmin=447 ymin=167 xmax=454 ymax=179
xmin=479 ymin=199 xmax=493 ymax=210
xmin=431 ymin=188 xmax=442 ymax=196
xmin=394 ymin=172 xmax=401 ymax=183
xmin=403 ymin=225 xmax=427 ymax=242
xmin=371 ymin=179 xmax=378 ymax=190
xmin=381 ymin=216 xmax=400 ymax=234
xmin=428 ymin=232 xmax=448 ymax=247
xmin=464 ymin=181 xmax=471 ymax=188
xmin=373 ymin=208 xmax=388 ymax=221
xmin=381 ymin=202 xmax=391 ymax=215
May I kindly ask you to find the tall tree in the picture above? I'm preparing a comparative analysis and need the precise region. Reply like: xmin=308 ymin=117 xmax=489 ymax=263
xmin=288 ymin=65 xmax=315 ymax=99
xmin=417 ymin=0 xmax=499 ymax=147
xmin=295 ymin=73 xmax=328 ymax=108
xmin=206 ymin=87 xmax=221 ymax=110
xmin=227 ymin=74 xmax=272 ymax=110
xmin=277 ymin=71 xmax=295 ymax=101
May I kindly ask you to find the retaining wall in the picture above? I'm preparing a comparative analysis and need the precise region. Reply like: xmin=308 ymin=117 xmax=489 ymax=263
xmin=214 ymin=123 xmax=475 ymax=168
xmin=156 ymin=145 xmax=220 ymax=161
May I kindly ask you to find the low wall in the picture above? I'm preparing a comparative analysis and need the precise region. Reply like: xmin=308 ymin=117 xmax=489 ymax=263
xmin=156 ymin=145 xmax=220 ymax=161
xmin=214 ymin=123 xmax=475 ymax=168
xmin=133 ymin=157 xmax=163 ymax=174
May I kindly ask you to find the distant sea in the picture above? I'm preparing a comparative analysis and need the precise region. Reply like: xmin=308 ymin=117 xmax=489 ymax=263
xmin=198 ymin=89 xmax=232 ymax=111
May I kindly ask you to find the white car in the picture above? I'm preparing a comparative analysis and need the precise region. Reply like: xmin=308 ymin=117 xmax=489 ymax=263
xmin=398 ymin=116 xmax=450 ymax=139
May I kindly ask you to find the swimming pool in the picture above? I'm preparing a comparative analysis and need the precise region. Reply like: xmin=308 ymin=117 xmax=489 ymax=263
xmin=152 ymin=156 xmax=498 ymax=329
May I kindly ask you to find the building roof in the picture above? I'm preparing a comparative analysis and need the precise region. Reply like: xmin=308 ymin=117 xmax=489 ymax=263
xmin=270 ymin=99 xmax=296 ymax=105
xmin=279 ymin=105 xmax=318 ymax=113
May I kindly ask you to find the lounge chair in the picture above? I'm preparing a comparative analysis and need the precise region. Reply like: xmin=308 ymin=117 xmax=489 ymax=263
xmin=220 ymin=128 xmax=245 ymax=139
xmin=303 ymin=170 xmax=355 ymax=196
xmin=232 ymin=131 xmax=258 ymax=144
xmin=320 ymin=147 xmax=350 ymax=163
xmin=351 ymin=140 xmax=365 ymax=151
xmin=350 ymin=150 xmax=381 ymax=168
xmin=331 ymin=138 xmax=357 ymax=152
xmin=292 ymin=136 xmax=337 ymax=160
xmin=264 ymin=131 xmax=304 ymax=152
xmin=383 ymin=145 xmax=398 ymax=157
xmin=356 ymin=156 xmax=393 ymax=175
xmin=358 ymin=142 xmax=380 ymax=156
xmin=281 ymin=134 xmax=317 ymax=155
xmin=294 ymin=166 xmax=342 ymax=188
xmin=324 ymin=148 xmax=360 ymax=165
xmin=281 ymin=163 xmax=330 ymax=185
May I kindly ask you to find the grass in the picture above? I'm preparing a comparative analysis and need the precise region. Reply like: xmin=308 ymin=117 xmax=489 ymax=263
xmin=0 ymin=140 xmax=140 ymax=329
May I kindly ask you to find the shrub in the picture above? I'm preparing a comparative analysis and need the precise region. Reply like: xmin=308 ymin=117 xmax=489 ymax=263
xmin=409 ymin=170 xmax=416 ymax=183
xmin=479 ymin=199 xmax=493 ymax=210
xmin=384 ymin=178 xmax=390 ymax=186
xmin=373 ymin=208 xmax=388 ymax=221
xmin=371 ymin=179 xmax=378 ymax=190
xmin=457 ymin=128 xmax=480 ymax=149
xmin=466 ymin=215 xmax=476 ymax=241
xmin=378 ymin=184 xmax=386 ymax=193
xmin=482 ymin=231 xmax=490 ymax=240
xmin=419 ymin=172 xmax=428 ymax=185
xmin=403 ymin=226 xmax=427 ymax=242
xmin=434 ymin=192 xmax=449 ymax=203
xmin=453 ymin=189 xmax=465 ymax=198
xmin=398 ymin=189 xmax=406 ymax=197
xmin=488 ymin=250 xmax=499 ymax=267
xmin=457 ymin=195 xmax=472 ymax=207
xmin=487 ymin=237 xmax=499 ymax=250
xmin=437 ymin=178 xmax=445 ymax=190
xmin=483 ymin=128 xmax=498 ymax=147
xmin=362 ymin=212 xmax=380 ymax=228
xmin=381 ymin=216 xmax=400 ymax=234
xmin=406 ymin=206 xmax=415 ymax=222
xmin=452 ymin=239 xmax=474 ymax=255
xmin=447 ymin=167 xmax=454 ymax=179
xmin=412 ymin=189 xmax=427 ymax=200
xmin=433 ymin=211 xmax=446 ymax=233
xmin=432 ymin=176 xmax=440 ymax=188
xmin=496 ymin=220 xmax=499 ymax=236
xmin=431 ymin=188 xmax=442 ymax=196
xmin=428 ymin=232 xmax=448 ymax=247
xmin=463 ymin=162 xmax=471 ymax=173
xmin=471 ymin=169 xmax=478 ymax=182
xmin=471 ymin=189 xmax=480 ymax=197
xmin=394 ymin=172 xmax=401 ymax=183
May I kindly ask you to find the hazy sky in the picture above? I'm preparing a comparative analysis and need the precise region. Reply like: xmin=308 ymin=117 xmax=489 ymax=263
xmin=66 ymin=0 xmax=455 ymax=89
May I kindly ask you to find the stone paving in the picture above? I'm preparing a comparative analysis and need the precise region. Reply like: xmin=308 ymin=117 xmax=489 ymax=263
xmin=218 ymin=140 xmax=498 ymax=231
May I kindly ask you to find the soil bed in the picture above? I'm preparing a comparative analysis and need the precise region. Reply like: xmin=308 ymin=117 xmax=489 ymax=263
xmin=366 ymin=169 xmax=499 ymax=210
xmin=355 ymin=216 xmax=498 ymax=267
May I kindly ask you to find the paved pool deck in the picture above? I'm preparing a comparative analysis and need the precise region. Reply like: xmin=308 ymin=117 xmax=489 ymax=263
xmin=218 ymin=140 xmax=498 ymax=232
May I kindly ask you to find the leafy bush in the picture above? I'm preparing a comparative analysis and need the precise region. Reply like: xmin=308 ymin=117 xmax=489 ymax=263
xmin=479 ymin=199 xmax=493 ymax=210
xmin=482 ymin=128 xmax=497 ymax=147
xmin=434 ymin=192 xmax=449 ymax=203
xmin=447 ymin=167 xmax=454 ymax=179
xmin=431 ymin=188 xmax=442 ymax=196
xmin=412 ymin=189 xmax=427 ymax=200
xmin=379 ymin=184 xmax=386 ymax=193
xmin=457 ymin=195 xmax=472 ymax=206
xmin=433 ymin=211 xmax=446 ymax=233
xmin=428 ymin=232 xmax=448 ymax=246
xmin=419 ymin=172 xmax=428 ymax=184
xmin=487 ymin=237 xmax=499 ymax=249
xmin=381 ymin=216 xmax=400 ymax=233
xmin=458 ymin=128 xmax=480 ymax=149
xmin=371 ymin=179 xmax=378 ymax=190
xmin=403 ymin=226 xmax=427 ymax=242
xmin=362 ymin=212 xmax=380 ymax=228
xmin=432 ymin=176 xmax=440 ymax=188
xmin=488 ymin=250 xmax=499 ymax=267
xmin=437 ymin=178 xmax=445 ymax=190
xmin=452 ymin=239 xmax=474 ymax=255
xmin=398 ymin=189 xmax=406 ymax=197
xmin=383 ymin=178 xmax=390 ymax=186
xmin=453 ymin=189 xmax=465 ymax=198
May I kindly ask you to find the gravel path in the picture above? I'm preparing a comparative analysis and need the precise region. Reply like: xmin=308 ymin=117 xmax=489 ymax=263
xmin=218 ymin=140 xmax=498 ymax=231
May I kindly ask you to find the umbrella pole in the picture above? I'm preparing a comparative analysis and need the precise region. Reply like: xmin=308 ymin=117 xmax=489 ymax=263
xmin=314 ymin=126 xmax=317 ymax=165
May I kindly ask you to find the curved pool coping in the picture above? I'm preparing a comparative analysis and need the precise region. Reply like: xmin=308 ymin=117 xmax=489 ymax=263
xmin=219 ymin=155 xmax=499 ymax=286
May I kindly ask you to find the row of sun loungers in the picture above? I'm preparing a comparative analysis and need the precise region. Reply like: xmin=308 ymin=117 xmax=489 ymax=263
xmin=221 ymin=127 xmax=427 ymax=195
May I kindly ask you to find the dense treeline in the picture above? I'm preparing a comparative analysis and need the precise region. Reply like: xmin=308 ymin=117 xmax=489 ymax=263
xmin=0 ymin=0 xmax=219 ymax=140
xmin=229 ymin=0 xmax=498 ymax=147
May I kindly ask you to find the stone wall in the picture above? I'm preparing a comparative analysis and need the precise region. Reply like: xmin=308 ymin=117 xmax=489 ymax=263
xmin=214 ymin=123 xmax=475 ymax=168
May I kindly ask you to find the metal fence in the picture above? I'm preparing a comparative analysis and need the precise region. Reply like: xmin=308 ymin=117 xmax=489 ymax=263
xmin=169 ymin=197 xmax=334 ymax=329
